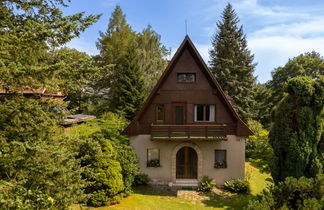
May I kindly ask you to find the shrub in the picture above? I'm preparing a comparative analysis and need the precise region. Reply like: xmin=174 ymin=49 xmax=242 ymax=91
xmin=67 ymin=112 xmax=139 ymax=205
xmin=0 ymin=98 xmax=85 ymax=209
xmin=246 ymin=176 xmax=323 ymax=210
xmin=198 ymin=176 xmax=216 ymax=192
xmin=224 ymin=179 xmax=250 ymax=193
xmin=133 ymin=173 xmax=150 ymax=186
xmin=78 ymin=134 xmax=125 ymax=207
xmin=68 ymin=112 xmax=139 ymax=197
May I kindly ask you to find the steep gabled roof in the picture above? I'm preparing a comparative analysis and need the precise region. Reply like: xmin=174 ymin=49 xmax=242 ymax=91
xmin=123 ymin=35 xmax=253 ymax=136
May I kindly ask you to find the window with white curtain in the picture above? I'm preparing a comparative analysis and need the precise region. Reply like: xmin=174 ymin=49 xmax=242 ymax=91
xmin=194 ymin=105 xmax=215 ymax=122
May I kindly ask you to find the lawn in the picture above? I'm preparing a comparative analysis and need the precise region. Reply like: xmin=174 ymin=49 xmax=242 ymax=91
xmin=73 ymin=162 xmax=272 ymax=210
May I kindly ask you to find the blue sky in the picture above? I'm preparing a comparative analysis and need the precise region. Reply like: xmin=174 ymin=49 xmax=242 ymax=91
xmin=63 ymin=0 xmax=324 ymax=83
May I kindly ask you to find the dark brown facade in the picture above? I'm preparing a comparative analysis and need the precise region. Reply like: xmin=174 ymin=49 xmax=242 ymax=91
xmin=123 ymin=36 xmax=252 ymax=139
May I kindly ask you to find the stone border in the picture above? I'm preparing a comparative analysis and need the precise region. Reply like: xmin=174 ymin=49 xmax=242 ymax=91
xmin=171 ymin=142 xmax=203 ymax=183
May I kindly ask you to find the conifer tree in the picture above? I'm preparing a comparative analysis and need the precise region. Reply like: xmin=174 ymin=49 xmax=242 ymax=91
xmin=209 ymin=3 xmax=256 ymax=121
xmin=109 ymin=44 xmax=145 ymax=121
xmin=269 ymin=76 xmax=323 ymax=183
xmin=96 ymin=5 xmax=136 ymax=67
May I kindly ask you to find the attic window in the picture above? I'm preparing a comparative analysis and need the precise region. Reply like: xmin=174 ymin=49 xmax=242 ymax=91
xmin=177 ymin=73 xmax=195 ymax=83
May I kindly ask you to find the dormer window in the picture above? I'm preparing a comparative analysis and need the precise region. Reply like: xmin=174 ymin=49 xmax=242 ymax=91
xmin=177 ymin=73 xmax=195 ymax=83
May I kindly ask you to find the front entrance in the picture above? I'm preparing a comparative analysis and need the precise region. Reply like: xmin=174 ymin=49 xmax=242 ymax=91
xmin=176 ymin=147 xmax=198 ymax=179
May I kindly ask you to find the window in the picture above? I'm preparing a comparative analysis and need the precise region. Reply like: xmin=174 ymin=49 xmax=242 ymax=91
xmin=214 ymin=150 xmax=227 ymax=168
xmin=194 ymin=105 xmax=215 ymax=121
xmin=156 ymin=104 xmax=164 ymax=122
xmin=147 ymin=148 xmax=160 ymax=167
xmin=177 ymin=73 xmax=195 ymax=83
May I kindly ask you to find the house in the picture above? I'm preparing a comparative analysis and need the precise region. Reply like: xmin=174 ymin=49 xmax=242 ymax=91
xmin=122 ymin=36 xmax=253 ymax=186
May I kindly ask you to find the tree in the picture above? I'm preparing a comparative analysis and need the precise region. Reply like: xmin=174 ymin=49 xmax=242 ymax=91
xmin=268 ymin=51 xmax=324 ymax=109
xmin=254 ymin=83 xmax=272 ymax=128
xmin=269 ymin=76 xmax=323 ymax=183
xmin=96 ymin=5 xmax=136 ymax=68
xmin=66 ymin=112 xmax=139 ymax=205
xmin=0 ymin=1 xmax=100 ymax=208
xmin=109 ymin=45 xmax=145 ymax=120
xmin=209 ymin=3 xmax=256 ymax=121
xmin=0 ymin=98 xmax=86 ymax=209
xmin=247 ymin=176 xmax=323 ymax=210
xmin=45 ymin=47 xmax=110 ymax=113
xmin=0 ymin=0 xmax=100 ymax=92
xmin=137 ymin=25 xmax=169 ymax=94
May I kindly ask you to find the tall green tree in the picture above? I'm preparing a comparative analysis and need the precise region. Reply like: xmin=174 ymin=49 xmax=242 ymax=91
xmin=209 ymin=3 xmax=256 ymax=121
xmin=95 ymin=6 xmax=167 ymax=117
xmin=110 ymin=45 xmax=145 ymax=120
xmin=269 ymin=76 xmax=323 ymax=183
xmin=257 ymin=52 xmax=324 ymax=128
xmin=137 ymin=25 xmax=169 ymax=94
xmin=0 ymin=1 xmax=100 ymax=208
xmin=96 ymin=5 xmax=136 ymax=68
xmin=0 ymin=0 xmax=100 ymax=92
xmin=269 ymin=51 xmax=324 ymax=108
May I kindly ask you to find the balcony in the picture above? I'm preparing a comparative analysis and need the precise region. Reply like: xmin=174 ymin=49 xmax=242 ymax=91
xmin=151 ymin=124 xmax=227 ymax=141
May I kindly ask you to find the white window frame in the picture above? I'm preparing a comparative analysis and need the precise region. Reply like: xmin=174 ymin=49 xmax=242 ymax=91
xmin=194 ymin=105 xmax=215 ymax=122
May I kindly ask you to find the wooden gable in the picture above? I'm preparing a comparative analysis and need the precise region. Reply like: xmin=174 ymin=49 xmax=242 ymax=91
xmin=122 ymin=35 xmax=253 ymax=137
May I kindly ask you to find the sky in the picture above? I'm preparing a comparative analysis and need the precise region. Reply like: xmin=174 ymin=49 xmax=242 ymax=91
xmin=63 ymin=0 xmax=324 ymax=83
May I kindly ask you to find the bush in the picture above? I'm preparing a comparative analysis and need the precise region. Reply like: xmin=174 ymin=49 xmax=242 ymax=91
xmin=197 ymin=176 xmax=216 ymax=192
xmin=0 ymin=98 xmax=85 ymax=209
xmin=246 ymin=176 xmax=323 ymax=210
xmin=68 ymin=112 xmax=139 ymax=197
xmin=77 ymin=134 xmax=125 ymax=207
xmin=224 ymin=179 xmax=250 ymax=193
xmin=133 ymin=173 xmax=150 ymax=186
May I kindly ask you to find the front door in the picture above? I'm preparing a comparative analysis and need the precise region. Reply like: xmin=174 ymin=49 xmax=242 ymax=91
xmin=176 ymin=147 xmax=198 ymax=179
xmin=173 ymin=103 xmax=186 ymax=125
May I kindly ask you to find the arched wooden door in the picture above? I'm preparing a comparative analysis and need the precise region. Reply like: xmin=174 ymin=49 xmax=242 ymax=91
xmin=176 ymin=147 xmax=197 ymax=179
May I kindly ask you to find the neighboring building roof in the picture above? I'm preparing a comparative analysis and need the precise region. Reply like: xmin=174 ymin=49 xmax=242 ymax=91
xmin=60 ymin=114 xmax=96 ymax=126
xmin=0 ymin=87 xmax=66 ymax=100
xmin=123 ymin=35 xmax=253 ymax=136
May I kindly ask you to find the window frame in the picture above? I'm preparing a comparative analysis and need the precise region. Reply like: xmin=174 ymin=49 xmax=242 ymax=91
xmin=155 ymin=104 xmax=165 ymax=122
xmin=214 ymin=149 xmax=227 ymax=168
xmin=194 ymin=104 xmax=215 ymax=122
xmin=177 ymin=73 xmax=196 ymax=83
xmin=147 ymin=148 xmax=160 ymax=167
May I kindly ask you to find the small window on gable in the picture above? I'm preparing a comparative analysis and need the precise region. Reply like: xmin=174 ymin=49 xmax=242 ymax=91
xmin=156 ymin=104 xmax=164 ymax=122
xmin=215 ymin=150 xmax=227 ymax=168
xmin=147 ymin=148 xmax=160 ymax=167
xmin=194 ymin=105 xmax=215 ymax=122
xmin=177 ymin=73 xmax=195 ymax=83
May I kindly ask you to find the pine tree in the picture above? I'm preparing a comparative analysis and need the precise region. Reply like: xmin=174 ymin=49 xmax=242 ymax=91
xmin=110 ymin=44 xmax=145 ymax=120
xmin=209 ymin=3 xmax=256 ymax=121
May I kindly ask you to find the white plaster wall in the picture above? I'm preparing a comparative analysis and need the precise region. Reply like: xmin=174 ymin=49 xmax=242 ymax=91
xmin=130 ymin=135 xmax=245 ymax=185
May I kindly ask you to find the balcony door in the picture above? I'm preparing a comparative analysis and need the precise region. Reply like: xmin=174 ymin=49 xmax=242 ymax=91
xmin=173 ymin=103 xmax=186 ymax=125
xmin=176 ymin=147 xmax=198 ymax=179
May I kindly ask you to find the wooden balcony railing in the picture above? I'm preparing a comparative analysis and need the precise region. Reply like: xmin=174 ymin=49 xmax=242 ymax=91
xmin=151 ymin=124 xmax=227 ymax=141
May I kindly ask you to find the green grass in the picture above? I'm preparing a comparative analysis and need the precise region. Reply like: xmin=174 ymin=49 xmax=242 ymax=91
xmin=73 ymin=162 xmax=272 ymax=210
